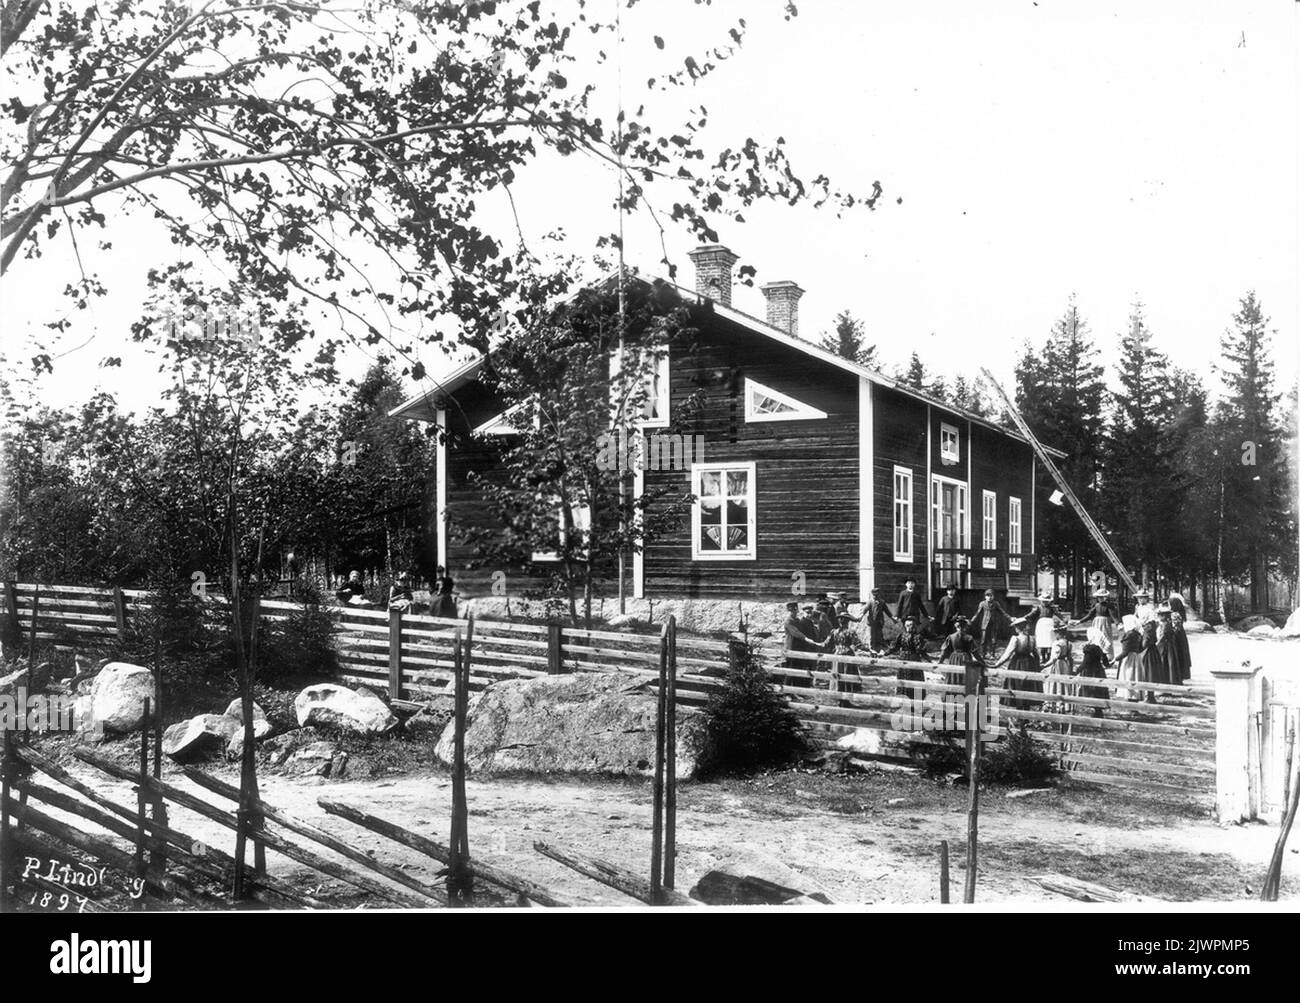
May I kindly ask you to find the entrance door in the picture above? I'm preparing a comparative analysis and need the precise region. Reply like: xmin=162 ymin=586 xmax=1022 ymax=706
xmin=931 ymin=477 xmax=968 ymax=589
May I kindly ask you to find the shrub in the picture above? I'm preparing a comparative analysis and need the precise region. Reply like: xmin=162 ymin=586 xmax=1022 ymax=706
xmin=981 ymin=723 xmax=1058 ymax=785
xmin=256 ymin=583 xmax=339 ymax=683
xmin=700 ymin=640 xmax=808 ymax=776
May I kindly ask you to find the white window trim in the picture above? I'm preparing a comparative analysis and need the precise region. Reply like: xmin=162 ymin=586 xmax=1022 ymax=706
xmin=472 ymin=400 xmax=527 ymax=436
xmin=691 ymin=461 xmax=757 ymax=561
xmin=743 ymin=378 xmax=829 ymax=423
xmin=940 ymin=422 xmax=960 ymax=462
xmin=532 ymin=499 xmax=592 ymax=563
xmin=1009 ymin=496 xmax=1023 ymax=571
xmin=892 ymin=465 xmax=913 ymax=562
xmin=611 ymin=348 xmax=670 ymax=429
xmin=982 ymin=489 xmax=997 ymax=569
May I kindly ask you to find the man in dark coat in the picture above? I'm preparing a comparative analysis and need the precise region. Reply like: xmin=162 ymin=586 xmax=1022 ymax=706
xmin=935 ymin=585 xmax=960 ymax=640
xmin=886 ymin=615 xmax=930 ymax=698
xmin=971 ymin=589 xmax=1009 ymax=659
xmin=782 ymin=601 xmax=820 ymax=683
xmin=862 ymin=587 xmax=896 ymax=651
xmin=896 ymin=579 xmax=928 ymax=632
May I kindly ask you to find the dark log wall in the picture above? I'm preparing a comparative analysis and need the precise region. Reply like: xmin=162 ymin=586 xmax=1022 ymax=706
xmin=968 ymin=420 xmax=1036 ymax=594
xmin=641 ymin=311 xmax=861 ymax=601
xmin=871 ymin=386 xmax=930 ymax=601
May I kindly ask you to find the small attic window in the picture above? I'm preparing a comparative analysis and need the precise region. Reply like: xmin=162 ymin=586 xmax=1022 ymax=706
xmin=940 ymin=422 xmax=960 ymax=463
xmin=743 ymin=378 xmax=828 ymax=423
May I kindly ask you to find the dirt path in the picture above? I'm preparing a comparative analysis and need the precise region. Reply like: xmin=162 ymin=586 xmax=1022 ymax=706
xmin=37 ymin=758 xmax=1296 ymax=907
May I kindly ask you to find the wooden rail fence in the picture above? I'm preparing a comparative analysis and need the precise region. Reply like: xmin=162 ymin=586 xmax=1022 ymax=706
xmin=0 ymin=582 xmax=1215 ymax=798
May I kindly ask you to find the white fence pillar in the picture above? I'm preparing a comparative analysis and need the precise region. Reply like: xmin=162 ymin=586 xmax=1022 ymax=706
xmin=1211 ymin=664 xmax=1264 ymax=824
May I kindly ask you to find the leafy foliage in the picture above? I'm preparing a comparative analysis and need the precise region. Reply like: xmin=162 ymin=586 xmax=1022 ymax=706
xmin=981 ymin=723 xmax=1058 ymax=786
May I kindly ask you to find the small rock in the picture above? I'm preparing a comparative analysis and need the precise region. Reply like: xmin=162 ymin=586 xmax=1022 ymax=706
xmin=223 ymin=699 xmax=268 ymax=723
xmin=885 ymin=798 xmax=905 ymax=807
xmin=294 ymin=683 xmax=397 ymax=735
xmin=163 ymin=714 xmax=240 ymax=762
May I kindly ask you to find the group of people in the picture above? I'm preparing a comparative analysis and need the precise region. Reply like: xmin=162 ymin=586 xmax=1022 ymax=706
xmin=333 ymin=569 xmax=459 ymax=619
xmin=781 ymin=581 xmax=1194 ymax=711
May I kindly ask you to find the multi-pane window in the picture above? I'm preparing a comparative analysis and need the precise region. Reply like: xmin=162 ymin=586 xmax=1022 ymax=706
xmin=1009 ymin=496 xmax=1022 ymax=571
xmin=940 ymin=422 xmax=960 ymax=463
xmin=692 ymin=463 xmax=756 ymax=559
xmin=893 ymin=466 xmax=913 ymax=561
xmin=744 ymin=378 xmax=828 ymax=422
xmin=982 ymin=490 xmax=997 ymax=569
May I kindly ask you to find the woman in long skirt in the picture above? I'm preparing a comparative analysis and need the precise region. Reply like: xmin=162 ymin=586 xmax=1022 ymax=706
xmin=992 ymin=618 xmax=1041 ymax=711
xmin=1114 ymin=615 xmax=1142 ymax=701
xmin=1136 ymin=619 xmax=1163 ymax=704
xmin=1155 ymin=607 xmax=1183 ymax=686
xmin=937 ymin=615 xmax=985 ymax=733
xmin=1172 ymin=611 xmax=1193 ymax=683
xmin=1075 ymin=640 xmax=1112 ymax=718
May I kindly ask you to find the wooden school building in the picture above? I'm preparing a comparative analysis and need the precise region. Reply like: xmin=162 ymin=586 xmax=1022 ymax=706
xmin=390 ymin=245 xmax=1063 ymax=607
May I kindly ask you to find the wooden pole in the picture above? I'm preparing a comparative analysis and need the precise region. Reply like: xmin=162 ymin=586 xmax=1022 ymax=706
xmin=135 ymin=697 xmax=150 ymax=907
xmin=650 ymin=618 xmax=668 ymax=904
xmin=664 ymin=614 xmax=677 ymax=890
xmin=0 ymin=726 xmax=12 ymax=912
xmin=1261 ymin=722 xmax=1299 ymax=901
xmin=547 ymin=621 xmax=563 ymax=674
xmin=447 ymin=620 xmax=473 ymax=902
xmin=534 ymin=841 xmax=697 ymax=907
xmin=964 ymin=663 xmax=983 ymax=904
xmin=939 ymin=840 xmax=950 ymax=904
xmin=388 ymin=606 xmax=403 ymax=700
xmin=113 ymin=586 xmax=128 ymax=641
xmin=27 ymin=584 xmax=38 ymax=666
xmin=2 ymin=582 xmax=18 ymax=650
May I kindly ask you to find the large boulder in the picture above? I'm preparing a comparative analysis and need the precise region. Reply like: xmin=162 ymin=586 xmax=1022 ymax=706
xmin=1234 ymin=614 xmax=1273 ymax=633
xmin=88 ymin=662 xmax=155 ymax=733
xmin=433 ymin=671 xmax=711 ymax=779
xmin=162 ymin=714 xmax=241 ymax=762
xmin=1281 ymin=609 xmax=1300 ymax=639
xmin=294 ymin=683 xmax=397 ymax=735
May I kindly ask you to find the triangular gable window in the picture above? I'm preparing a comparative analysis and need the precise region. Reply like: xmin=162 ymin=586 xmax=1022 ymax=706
xmin=743 ymin=378 xmax=828 ymax=423
xmin=472 ymin=400 xmax=529 ymax=436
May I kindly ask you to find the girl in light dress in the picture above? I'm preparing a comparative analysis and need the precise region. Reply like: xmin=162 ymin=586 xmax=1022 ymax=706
xmin=1114 ymin=614 xmax=1143 ymax=701
xmin=1042 ymin=625 xmax=1074 ymax=711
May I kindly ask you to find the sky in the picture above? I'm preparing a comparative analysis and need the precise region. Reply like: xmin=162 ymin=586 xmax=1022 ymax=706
xmin=2 ymin=0 xmax=1297 ymax=413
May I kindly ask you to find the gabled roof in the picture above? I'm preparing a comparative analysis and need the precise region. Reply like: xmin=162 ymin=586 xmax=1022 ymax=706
xmin=387 ymin=273 xmax=1066 ymax=458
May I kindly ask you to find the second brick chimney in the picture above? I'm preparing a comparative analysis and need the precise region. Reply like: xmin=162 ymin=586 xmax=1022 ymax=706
xmin=760 ymin=280 xmax=805 ymax=337
xmin=686 ymin=244 xmax=740 ymax=307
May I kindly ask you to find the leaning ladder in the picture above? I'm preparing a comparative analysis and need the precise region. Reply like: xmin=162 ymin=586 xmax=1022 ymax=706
xmin=979 ymin=367 xmax=1140 ymax=595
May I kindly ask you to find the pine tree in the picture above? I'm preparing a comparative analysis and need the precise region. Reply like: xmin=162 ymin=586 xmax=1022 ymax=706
xmin=1101 ymin=300 xmax=1177 ymax=590
xmin=1214 ymin=292 xmax=1286 ymax=610
xmin=901 ymin=352 xmax=929 ymax=391
xmin=818 ymin=310 xmax=879 ymax=368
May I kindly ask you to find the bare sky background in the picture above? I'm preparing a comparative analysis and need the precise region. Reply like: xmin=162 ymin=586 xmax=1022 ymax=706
xmin=3 ymin=0 xmax=1297 ymax=413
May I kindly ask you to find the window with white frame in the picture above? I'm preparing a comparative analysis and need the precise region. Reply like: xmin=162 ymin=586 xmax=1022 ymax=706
xmin=893 ymin=466 xmax=913 ymax=562
xmin=611 ymin=349 xmax=670 ymax=428
xmin=940 ymin=422 xmax=960 ymax=463
xmin=692 ymin=463 xmax=756 ymax=560
xmin=532 ymin=499 xmax=592 ymax=563
xmin=1008 ymin=496 xmax=1022 ymax=571
xmin=744 ymin=378 xmax=829 ymax=423
xmin=982 ymin=490 xmax=997 ymax=569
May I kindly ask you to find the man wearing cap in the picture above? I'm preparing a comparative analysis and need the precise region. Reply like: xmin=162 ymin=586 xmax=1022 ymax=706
xmin=971 ymin=589 xmax=1009 ymax=660
xmin=935 ymin=584 xmax=960 ymax=640
xmin=862 ymin=587 xmax=896 ymax=651
xmin=830 ymin=592 xmax=863 ymax=624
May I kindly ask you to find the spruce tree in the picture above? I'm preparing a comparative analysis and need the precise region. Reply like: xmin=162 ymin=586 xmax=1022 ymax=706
xmin=1214 ymin=292 xmax=1286 ymax=610
xmin=818 ymin=310 xmax=879 ymax=368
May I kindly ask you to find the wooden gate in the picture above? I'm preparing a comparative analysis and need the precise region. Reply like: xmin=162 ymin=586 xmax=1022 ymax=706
xmin=1260 ymin=671 xmax=1300 ymax=820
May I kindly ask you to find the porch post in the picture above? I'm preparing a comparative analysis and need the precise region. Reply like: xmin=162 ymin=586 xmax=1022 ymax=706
xmin=1211 ymin=664 xmax=1264 ymax=824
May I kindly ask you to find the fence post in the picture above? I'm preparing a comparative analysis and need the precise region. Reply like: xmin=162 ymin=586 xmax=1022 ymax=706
xmin=1211 ymin=664 xmax=1264 ymax=823
xmin=135 ymin=697 xmax=150 ymax=908
xmin=113 ymin=587 xmax=128 ymax=641
xmin=2 ymin=582 xmax=18 ymax=651
xmin=939 ymin=840 xmax=950 ymax=904
xmin=0 ymin=726 xmax=13 ymax=912
xmin=547 ymin=621 xmax=563 ymax=675
xmin=664 ymin=615 xmax=677 ymax=890
xmin=388 ymin=607 xmax=403 ymax=701
xmin=27 ymin=585 xmax=38 ymax=666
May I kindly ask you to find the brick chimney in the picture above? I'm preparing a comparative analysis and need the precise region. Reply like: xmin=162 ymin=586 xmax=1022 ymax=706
xmin=761 ymin=280 xmax=805 ymax=336
xmin=686 ymin=244 xmax=740 ymax=307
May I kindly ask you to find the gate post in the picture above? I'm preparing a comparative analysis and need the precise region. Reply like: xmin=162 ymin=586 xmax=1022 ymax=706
xmin=1211 ymin=664 xmax=1264 ymax=824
